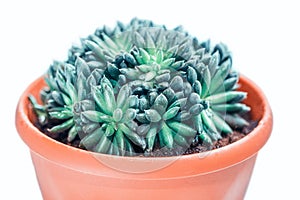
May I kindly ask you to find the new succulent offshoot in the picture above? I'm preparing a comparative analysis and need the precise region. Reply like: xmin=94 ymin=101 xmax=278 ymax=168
xmin=29 ymin=18 xmax=250 ymax=156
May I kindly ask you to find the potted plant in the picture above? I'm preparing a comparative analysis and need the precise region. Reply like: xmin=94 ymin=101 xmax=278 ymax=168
xmin=16 ymin=18 xmax=272 ymax=199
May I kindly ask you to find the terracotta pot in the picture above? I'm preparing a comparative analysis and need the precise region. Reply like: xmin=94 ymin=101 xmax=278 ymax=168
xmin=15 ymin=75 xmax=272 ymax=200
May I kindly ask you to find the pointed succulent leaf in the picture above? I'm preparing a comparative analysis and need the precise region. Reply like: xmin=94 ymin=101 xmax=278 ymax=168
xmin=65 ymin=80 xmax=77 ymax=102
xmin=174 ymin=91 xmax=184 ymax=99
xmin=194 ymin=114 xmax=203 ymax=133
xmin=187 ymin=66 xmax=197 ymax=84
xmin=77 ymin=73 xmax=88 ymax=101
xmin=123 ymin=108 xmax=137 ymax=122
xmin=206 ymin=91 xmax=247 ymax=105
xmin=111 ymin=138 xmax=120 ymax=156
xmin=117 ymin=84 xmax=130 ymax=109
xmin=224 ymin=114 xmax=250 ymax=128
xmin=51 ymin=91 xmax=64 ymax=106
xmin=199 ymin=132 xmax=213 ymax=147
xmin=84 ymin=40 xmax=105 ymax=61
xmin=193 ymin=80 xmax=202 ymax=95
xmin=209 ymin=63 xmax=231 ymax=93
xmin=169 ymin=98 xmax=187 ymax=109
xmin=80 ymin=127 xmax=103 ymax=149
xmin=105 ymin=124 xmax=115 ymax=137
xmin=201 ymin=111 xmax=218 ymax=134
xmin=143 ymin=71 xmax=156 ymax=81
xmin=94 ymin=133 xmax=112 ymax=153
xmin=67 ymin=126 xmax=77 ymax=142
xmin=136 ymin=64 xmax=152 ymax=73
xmin=128 ymin=95 xmax=139 ymax=108
xmin=126 ymin=121 xmax=138 ymax=132
xmin=222 ymin=76 xmax=239 ymax=92
xmin=144 ymin=31 xmax=155 ymax=50
xmin=173 ymin=133 xmax=189 ymax=147
xmin=137 ymin=124 xmax=151 ymax=136
xmin=184 ymin=82 xmax=193 ymax=97
xmin=145 ymin=109 xmax=162 ymax=122
xmin=82 ymin=123 xmax=99 ymax=134
xmin=124 ymin=53 xmax=137 ymax=66
xmin=92 ymin=86 xmax=110 ymax=115
xmin=102 ymin=33 xmax=119 ymax=50
xmin=170 ymin=76 xmax=184 ymax=91
xmin=119 ymin=68 xmax=141 ymax=80
xmin=211 ymin=103 xmax=251 ymax=113
xmin=48 ymin=118 xmax=74 ymax=134
xmin=107 ymin=63 xmax=120 ymax=79
xmin=119 ymin=124 xmax=146 ymax=149
xmin=160 ymin=58 xmax=175 ymax=69
xmin=133 ymin=32 xmax=146 ymax=48
xmin=208 ymin=53 xmax=219 ymax=76
xmin=156 ymin=50 xmax=164 ymax=63
xmin=136 ymin=113 xmax=149 ymax=123
xmin=159 ymin=123 xmax=173 ymax=148
xmin=189 ymin=104 xmax=204 ymax=116
xmin=163 ymin=106 xmax=180 ymax=120
xmin=153 ymin=93 xmax=168 ymax=112
xmin=149 ymin=91 xmax=158 ymax=105
xmin=146 ymin=127 xmax=157 ymax=151
xmin=82 ymin=111 xmax=112 ymax=123
xmin=102 ymin=85 xmax=116 ymax=114
xmin=162 ymin=88 xmax=175 ymax=102
xmin=113 ymin=108 xmax=123 ymax=122
xmin=174 ymin=111 xmax=191 ymax=121
xmin=155 ymin=72 xmax=171 ymax=83
xmin=201 ymin=66 xmax=211 ymax=97
xmin=171 ymin=60 xmax=185 ymax=70
xmin=49 ymin=109 xmax=72 ymax=120
xmin=167 ymin=45 xmax=179 ymax=57
xmin=76 ymin=57 xmax=91 ymax=77
xmin=211 ymin=111 xmax=233 ymax=134
xmin=188 ymin=92 xmax=201 ymax=104
xmin=115 ymin=129 xmax=126 ymax=156
xmin=167 ymin=121 xmax=196 ymax=137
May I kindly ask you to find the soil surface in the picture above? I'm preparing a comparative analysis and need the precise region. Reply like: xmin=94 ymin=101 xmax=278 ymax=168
xmin=34 ymin=113 xmax=258 ymax=157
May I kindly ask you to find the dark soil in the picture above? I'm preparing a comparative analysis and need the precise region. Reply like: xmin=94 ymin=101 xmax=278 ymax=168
xmin=34 ymin=113 xmax=258 ymax=157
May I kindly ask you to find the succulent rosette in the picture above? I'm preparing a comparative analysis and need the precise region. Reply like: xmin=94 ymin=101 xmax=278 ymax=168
xmin=30 ymin=18 xmax=250 ymax=156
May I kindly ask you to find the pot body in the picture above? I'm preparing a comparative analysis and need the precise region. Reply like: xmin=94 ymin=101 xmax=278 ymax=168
xmin=31 ymin=150 xmax=257 ymax=200
xmin=16 ymin=75 xmax=272 ymax=200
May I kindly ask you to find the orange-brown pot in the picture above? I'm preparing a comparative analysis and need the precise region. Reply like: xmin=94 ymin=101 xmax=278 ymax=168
xmin=16 ymin=75 xmax=272 ymax=200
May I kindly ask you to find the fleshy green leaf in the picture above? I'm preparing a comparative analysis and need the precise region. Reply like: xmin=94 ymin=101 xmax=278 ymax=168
xmin=206 ymin=91 xmax=247 ymax=105
xmin=119 ymin=124 xmax=146 ymax=149
xmin=145 ymin=109 xmax=162 ymax=122
xmin=94 ymin=133 xmax=112 ymax=153
xmin=211 ymin=103 xmax=251 ymax=113
xmin=201 ymin=66 xmax=211 ymax=97
xmin=159 ymin=123 xmax=174 ymax=148
xmin=80 ymin=127 xmax=103 ymax=149
xmin=211 ymin=112 xmax=233 ymax=134
xmin=167 ymin=121 xmax=196 ymax=137
xmin=153 ymin=94 xmax=168 ymax=112
xmin=117 ymin=84 xmax=130 ymax=109
xmin=82 ymin=111 xmax=112 ymax=123
xmin=163 ymin=106 xmax=180 ymax=120
xmin=146 ymin=127 xmax=157 ymax=151
xmin=48 ymin=118 xmax=74 ymax=133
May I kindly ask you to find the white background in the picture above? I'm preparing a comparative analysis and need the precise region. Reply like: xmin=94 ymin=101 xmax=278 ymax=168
xmin=1 ymin=0 xmax=298 ymax=199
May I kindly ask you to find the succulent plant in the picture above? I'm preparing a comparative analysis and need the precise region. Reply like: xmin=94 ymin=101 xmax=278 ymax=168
xmin=29 ymin=18 xmax=250 ymax=156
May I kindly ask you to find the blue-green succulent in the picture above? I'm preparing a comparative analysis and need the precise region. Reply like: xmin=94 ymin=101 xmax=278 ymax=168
xmin=29 ymin=18 xmax=250 ymax=156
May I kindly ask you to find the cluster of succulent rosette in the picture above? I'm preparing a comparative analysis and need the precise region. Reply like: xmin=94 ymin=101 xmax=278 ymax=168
xmin=30 ymin=18 xmax=250 ymax=156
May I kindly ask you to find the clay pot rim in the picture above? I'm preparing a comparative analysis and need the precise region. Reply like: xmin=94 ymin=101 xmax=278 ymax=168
xmin=16 ymin=74 xmax=273 ymax=179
